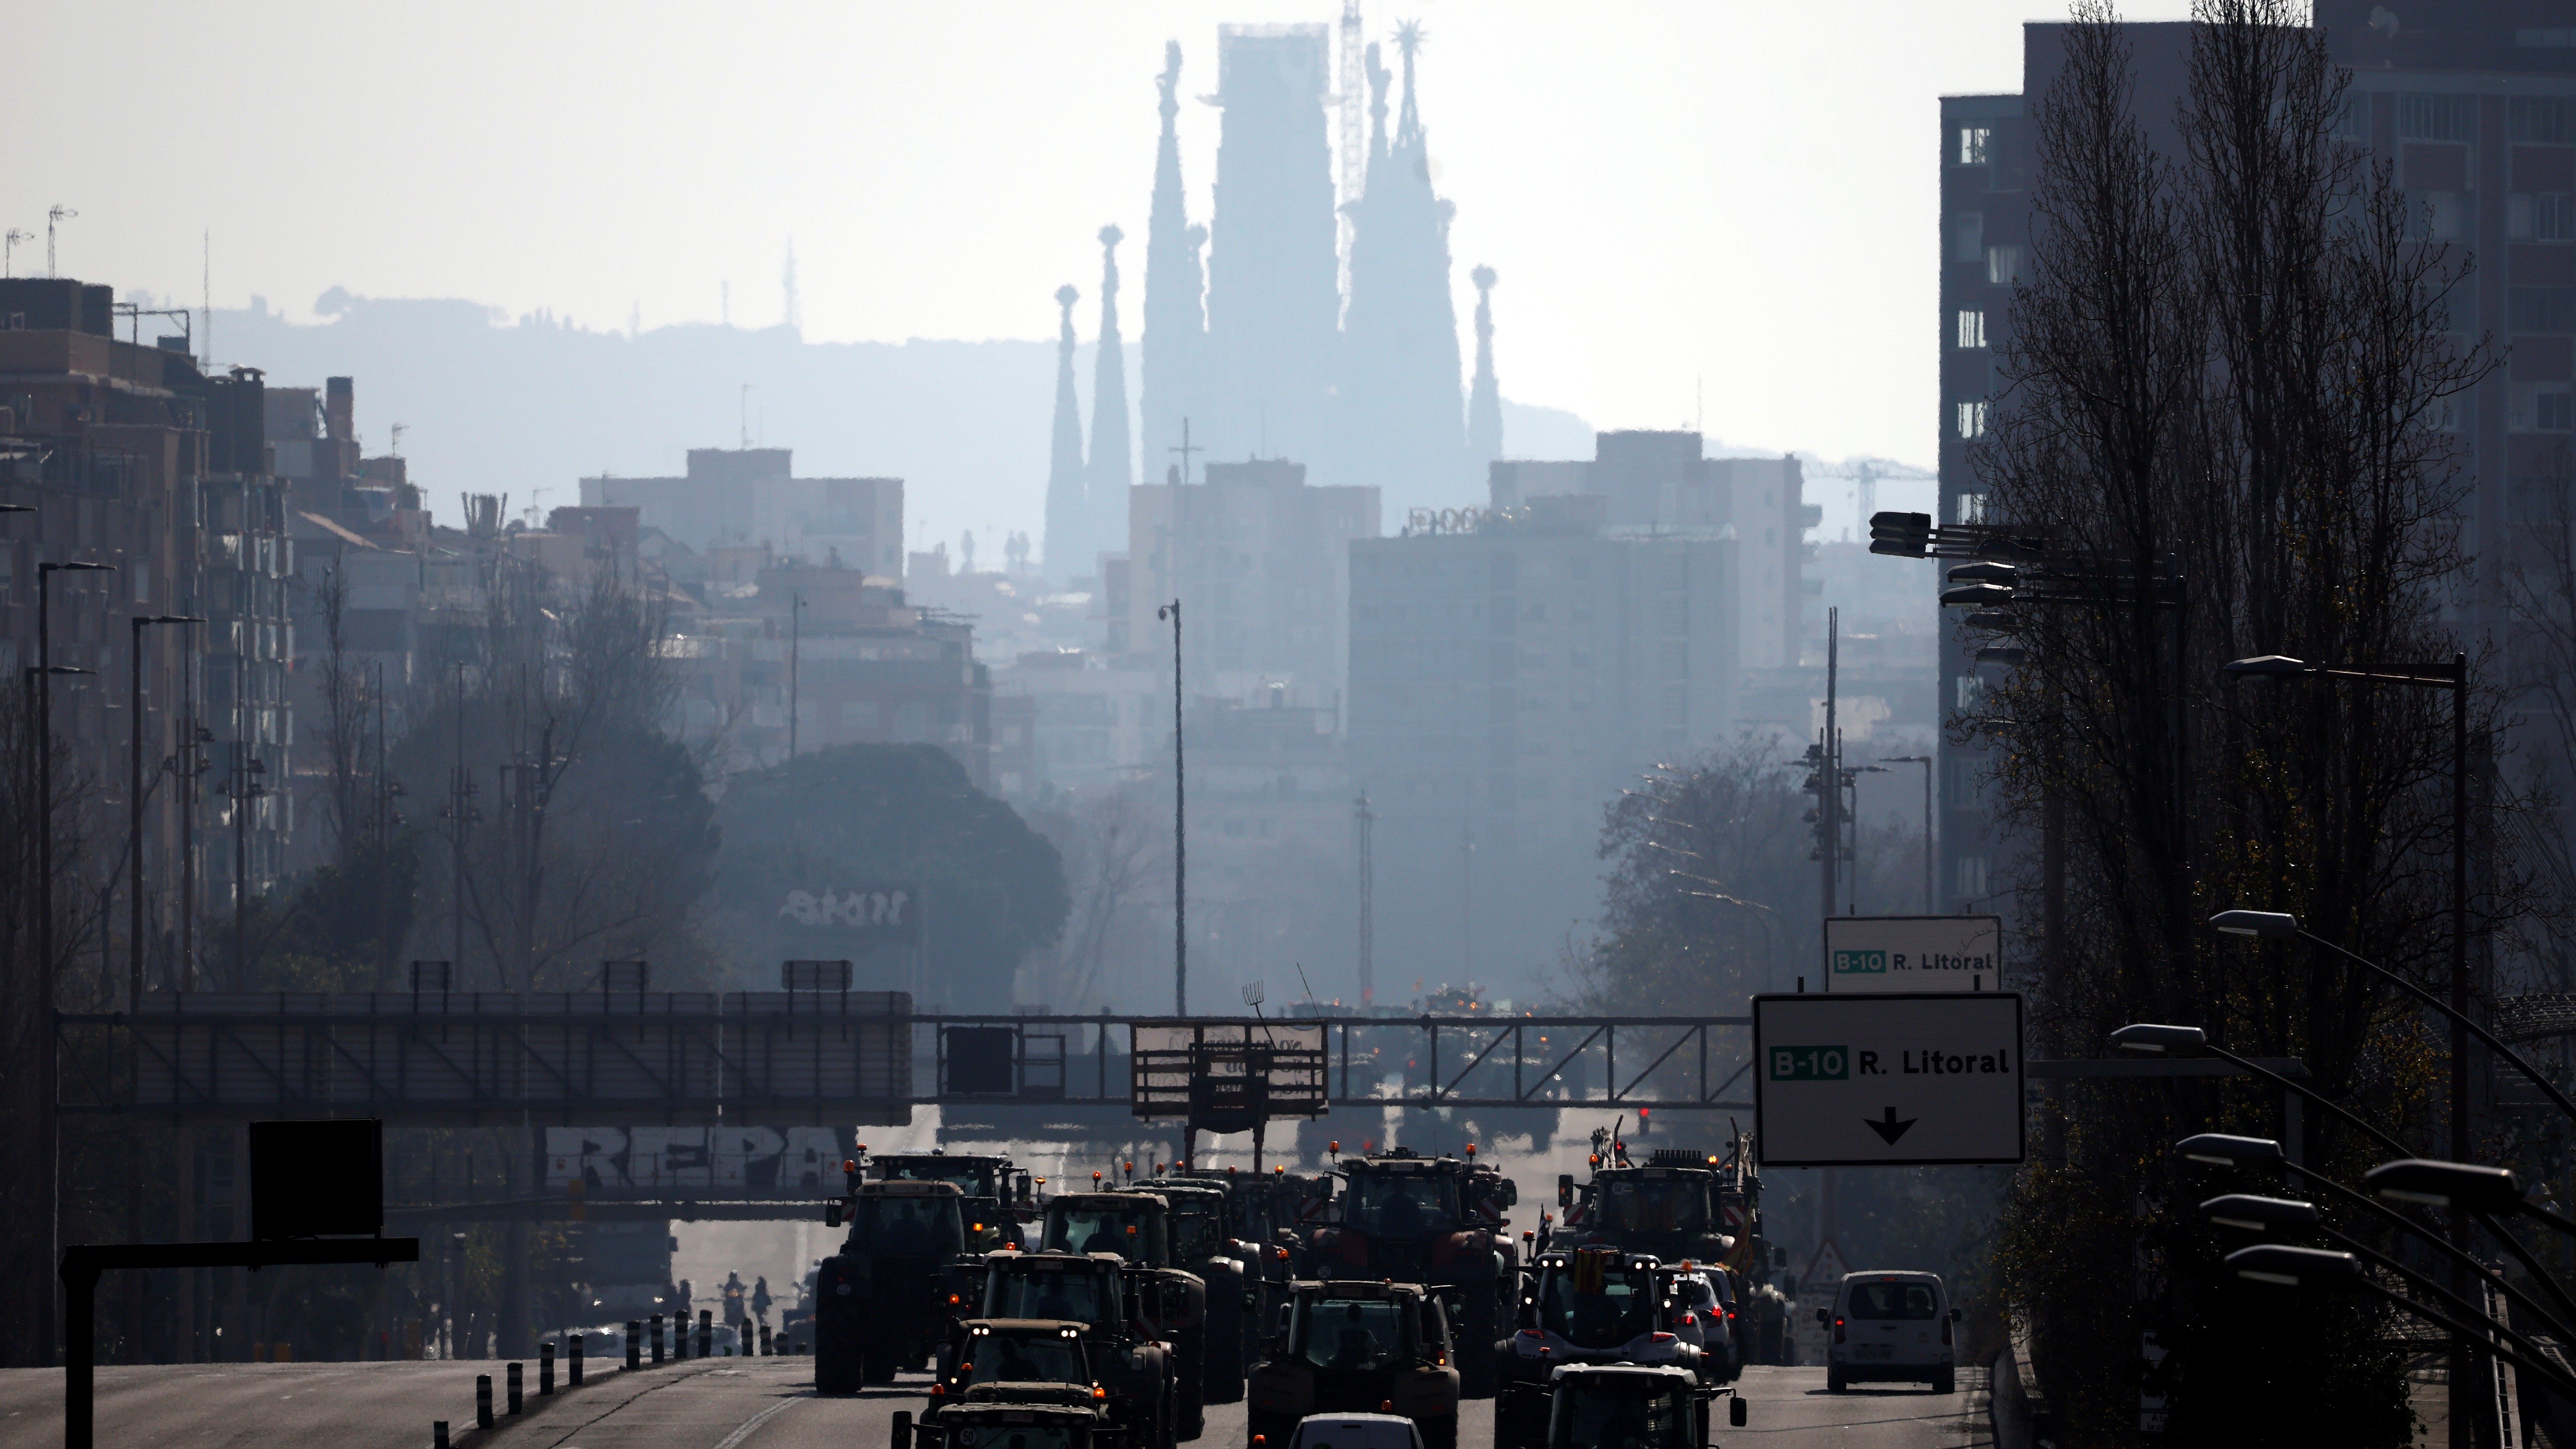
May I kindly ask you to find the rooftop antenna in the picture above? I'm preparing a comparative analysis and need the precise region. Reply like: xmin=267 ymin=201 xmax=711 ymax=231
xmin=47 ymin=205 xmax=77 ymax=278
xmin=740 ymin=384 xmax=754 ymax=449
xmin=1170 ymin=416 xmax=1201 ymax=487
xmin=201 ymin=229 xmax=211 ymax=371
xmin=3 ymin=229 xmax=28 ymax=279
xmin=390 ymin=423 xmax=408 ymax=457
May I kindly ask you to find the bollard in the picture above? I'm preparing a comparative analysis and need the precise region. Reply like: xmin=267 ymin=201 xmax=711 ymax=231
xmin=697 ymin=1309 xmax=712 ymax=1359
xmin=892 ymin=1408 xmax=913 ymax=1449
xmin=626 ymin=1320 xmax=641 ymax=1372
xmin=571 ymin=1333 xmax=585 ymax=1387
xmin=476 ymin=1374 xmax=494 ymax=1430
xmin=507 ymin=1361 xmax=523 ymax=1415
xmin=434 ymin=1422 xmax=449 ymax=1449
xmin=759 ymin=1323 xmax=773 ymax=1357
xmin=651 ymin=1313 xmax=666 ymax=1366
xmin=674 ymin=1314 xmax=687 ymax=1362
xmin=541 ymin=1341 xmax=555 ymax=1396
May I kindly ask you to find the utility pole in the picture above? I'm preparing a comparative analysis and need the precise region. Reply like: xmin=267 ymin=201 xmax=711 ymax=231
xmin=1158 ymin=599 xmax=1185 ymax=1014
xmin=445 ymin=662 xmax=475 ymax=985
xmin=1812 ymin=606 xmax=1841 ymax=932
xmin=788 ymin=593 xmax=805 ymax=762
xmin=1460 ymin=821 xmax=1474 ymax=982
xmin=1882 ymin=755 xmax=1935 ymax=913
xmin=1170 ymin=418 xmax=1201 ymax=488
xmin=130 ymin=615 xmax=203 ymax=1009
xmin=1354 ymin=792 xmax=1375 ymax=1006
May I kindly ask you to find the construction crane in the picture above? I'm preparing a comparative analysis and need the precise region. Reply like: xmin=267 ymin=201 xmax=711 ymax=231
xmin=1809 ymin=457 xmax=1936 ymax=530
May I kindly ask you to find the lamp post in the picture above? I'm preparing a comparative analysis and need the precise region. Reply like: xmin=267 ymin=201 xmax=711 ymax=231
xmin=33 ymin=556 xmax=111 ymax=1371
xmin=2221 ymin=649 xmax=2472 ymax=1433
xmin=2218 ymin=655 xmax=2472 ymax=1167
xmin=129 ymin=615 xmax=203 ymax=1010
xmin=2208 ymin=910 xmax=2576 ymax=1130
xmin=1882 ymin=756 xmax=1934 ymax=912
xmin=1157 ymin=599 xmax=1184 ymax=1014
xmin=2177 ymin=1132 xmax=2576 ymax=1342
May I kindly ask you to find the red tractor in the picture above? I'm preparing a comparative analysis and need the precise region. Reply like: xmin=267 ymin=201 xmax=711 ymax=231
xmin=1297 ymin=1147 xmax=1518 ymax=1398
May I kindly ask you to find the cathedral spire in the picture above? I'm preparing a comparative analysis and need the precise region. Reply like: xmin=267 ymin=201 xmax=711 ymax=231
xmin=1467 ymin=265 xmax=1501 ymax=465
xmin=1043 ymin=285 xmax=1087 ymax=575
xmin=1337 ymin=20 xmax=1464 ymax=515
xmin=1366 ymin=41 xmax=1392 ymax=168
xmin=1393 ymin=20 xmax=1425 ymax=150
xmin=1141 ymin=40 xmax=1207 ymax=507
xmin=1086 ymin=224 xmax=1134 ymax=566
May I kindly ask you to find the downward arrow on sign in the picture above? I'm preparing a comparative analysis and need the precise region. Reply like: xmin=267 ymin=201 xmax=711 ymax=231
xmin=1865 ymin=1107 xmax=1917 ymax=1146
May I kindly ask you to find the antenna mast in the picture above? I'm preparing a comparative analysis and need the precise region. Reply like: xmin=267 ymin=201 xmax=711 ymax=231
xmin=47 ymin=205 xmax=77 ymax=278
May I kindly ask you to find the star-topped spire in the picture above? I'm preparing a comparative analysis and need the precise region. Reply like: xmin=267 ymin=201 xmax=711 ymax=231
xmin=1393 ymin=20 xmax=1426 ymax=151
xmin=1141 ymin=39 xmax=1208 ymax=510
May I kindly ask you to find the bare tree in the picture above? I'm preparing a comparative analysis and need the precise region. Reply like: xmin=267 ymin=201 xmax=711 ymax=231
xmin=1026 ymin=786 xmax=1161 ymax=1010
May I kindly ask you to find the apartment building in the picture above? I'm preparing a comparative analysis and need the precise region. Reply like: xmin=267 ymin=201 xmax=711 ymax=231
xmin=1933 ymin=6 xmax=2574 ymax=913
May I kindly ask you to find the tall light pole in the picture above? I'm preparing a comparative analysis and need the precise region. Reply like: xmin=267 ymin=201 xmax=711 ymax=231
xmin=2221 ymin=650 xmax=2472 ymax=1437
xmin=34 ymin=554 xmax=108 ymax=1373
xmin=1157 ymin=599 xmax=1184 ymax=1014
xmin=1883 ymin=756 xmax=1935 ymax=913
xmin=130 ymin=615 xmax=203 ymax=1009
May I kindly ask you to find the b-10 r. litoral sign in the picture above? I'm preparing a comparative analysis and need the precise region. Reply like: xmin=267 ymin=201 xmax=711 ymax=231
xmin=1752 ymin=992 xmax=2024 ymax=1167
xmin=1823 ymin=914 xmax=2003 ymax=992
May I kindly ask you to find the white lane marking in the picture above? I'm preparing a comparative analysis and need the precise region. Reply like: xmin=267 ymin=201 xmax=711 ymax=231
xmin=710 ymin=1394 xmax=802 ymax=1449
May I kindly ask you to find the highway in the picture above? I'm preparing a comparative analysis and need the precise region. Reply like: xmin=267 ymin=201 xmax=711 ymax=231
xmin=0 ymin=1359 xmax=1988 ymax=1449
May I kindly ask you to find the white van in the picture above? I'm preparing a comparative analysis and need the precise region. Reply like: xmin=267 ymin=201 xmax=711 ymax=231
xmin=1818 ymin=1271 xmax=1958 ymax=1394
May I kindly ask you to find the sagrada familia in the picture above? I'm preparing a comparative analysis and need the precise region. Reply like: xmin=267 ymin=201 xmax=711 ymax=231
xmin=1044 ymin=19 xmax=1504 ymax=578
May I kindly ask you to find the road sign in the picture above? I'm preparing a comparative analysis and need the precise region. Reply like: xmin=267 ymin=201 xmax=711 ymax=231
xmin=1753 ymin=992 xmax=2024 ymax=1167
xmin=1823 ymin=914 xmax=2002 ymax=992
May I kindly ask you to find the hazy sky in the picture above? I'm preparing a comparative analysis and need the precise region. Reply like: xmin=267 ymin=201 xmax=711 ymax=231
xmin=21 ymin=1 xmax=2187 ymax=475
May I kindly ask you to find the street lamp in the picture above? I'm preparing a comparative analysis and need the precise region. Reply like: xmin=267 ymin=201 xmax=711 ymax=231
xmin=2177 ymin=1133 xmax=2576 ymax=1342
xmin=2112 ymin=1021 xmax=2413 ymax=1161
xmin=30 ymin=555 xmax=108 ymax=1373
xmin=2216 ymin=654 xmax=2472 ymax=1179
xmin=128 ymin=615 xmax=203 ymax=1010
xmin=1156 ymin=599 xmax=1184 ymax=1015
xmin=2209 ymin=908 xmax=2576 ymax=1128
xmin=2210 ymin=1214 xmax=2576 ymax=1398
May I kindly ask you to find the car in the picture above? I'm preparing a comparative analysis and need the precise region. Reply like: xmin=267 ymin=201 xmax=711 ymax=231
xmin=1818 ymin=1271 xmax=1960 ymax=1395
xmin=1648 ymin=1268 xmax=1733 ymax=1382
xmin=1271 ymin=1412 xmax=1424 ymax=1449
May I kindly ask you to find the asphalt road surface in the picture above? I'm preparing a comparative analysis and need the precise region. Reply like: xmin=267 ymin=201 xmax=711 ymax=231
xmin=0 ymin=1359 xmax=1988 ymax=1449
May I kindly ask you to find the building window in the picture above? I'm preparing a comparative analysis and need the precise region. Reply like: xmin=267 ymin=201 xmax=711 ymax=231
xmin=1956 ymin=675 xmax=1984 ymax=711
xmin=2414 ymin=191 xmax=2469 ymax=242
xmin=2397 ymin=93 xmax=2475 ymax=143
xmin=2510 ymin=95 xmax=2576 ymax=142
xmin=1957 ymin=310 xmax=1988 ymax=349
xmin=1953 ymin=493 xmax=1988 ymax=524
xmin=1985 ymin=245 xmax=2021 ymax=286
xmin=1957 ymin=126 xmax=1992 ymax=166
xmin=2330 ymin=93 xmax=2369 ymax=141
xmin=2511 ymin=383 xmax=2576 ymax=432
xmin=2510 ymin=287 xmax=2576 ymax=334
xmin=2510 ymin=193 xmax=2576 ymax=243
xmin=1957 ymin=401 xmax=1989 ymax=439
xmin=1951 ymin=213 xmax=1984 ymax=264
xmin=1957 ymin=855 xmax=1989 ymax=900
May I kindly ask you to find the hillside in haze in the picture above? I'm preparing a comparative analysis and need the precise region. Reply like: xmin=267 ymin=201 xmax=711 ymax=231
xmin=199 ymin=290 xmax=1599 ymax=557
